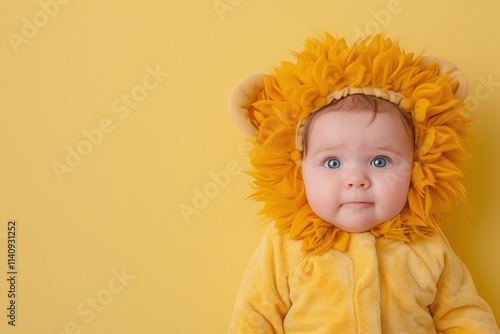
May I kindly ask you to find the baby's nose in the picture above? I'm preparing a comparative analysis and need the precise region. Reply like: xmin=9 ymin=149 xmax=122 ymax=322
xmin=344 ymin=169 xmax=370 ymax=189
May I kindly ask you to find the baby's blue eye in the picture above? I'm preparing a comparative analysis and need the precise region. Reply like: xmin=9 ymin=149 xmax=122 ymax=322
xmin=371 ymin=156 xmax=389 ymax=168
xmin=324 ymin=158 xmax=341 ymax=169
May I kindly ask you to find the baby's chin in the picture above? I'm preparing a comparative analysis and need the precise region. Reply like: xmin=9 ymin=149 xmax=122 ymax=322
xmin=325 ymin=219 xmax=388 ymax=233
xmin=321 ymin=211 xmax=403 ymax=233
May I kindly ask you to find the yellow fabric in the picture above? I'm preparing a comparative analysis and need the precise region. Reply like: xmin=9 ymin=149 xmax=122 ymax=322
xmin=241 ymin=34 xmax=471 ymax=254
xmin=228 ymin=228 xmax=500 ymax=333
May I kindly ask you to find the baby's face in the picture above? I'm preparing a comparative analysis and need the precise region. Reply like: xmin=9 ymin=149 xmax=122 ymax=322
xmin=301 ymin=109 xmax=413 ymax=233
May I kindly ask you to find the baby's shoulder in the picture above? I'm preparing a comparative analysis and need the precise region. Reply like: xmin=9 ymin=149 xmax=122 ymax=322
xmin=377 ymin=232 xmax=452 ymax=275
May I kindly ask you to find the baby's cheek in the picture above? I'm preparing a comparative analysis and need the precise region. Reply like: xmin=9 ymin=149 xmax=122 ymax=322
xmin=305 ymin=184 xmax=333 ymax=216
xmin=380 ymin=170 xmax=410 ymax=194
xmin=397 ymin=160 xmax=413 ymax=180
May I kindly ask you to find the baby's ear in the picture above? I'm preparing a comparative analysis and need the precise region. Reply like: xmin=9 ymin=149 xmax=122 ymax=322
xmin=420 ymin=56 xmax=469 ymax=102
xmin=228 ymin=73 xmax=265 ymax=137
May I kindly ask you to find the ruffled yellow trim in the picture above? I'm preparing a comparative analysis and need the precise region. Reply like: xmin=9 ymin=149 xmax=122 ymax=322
xmin=247 ymin=34 xmax=470 ymax=254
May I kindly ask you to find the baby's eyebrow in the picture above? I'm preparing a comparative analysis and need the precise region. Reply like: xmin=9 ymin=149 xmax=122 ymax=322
xmin=374 ymin=145 xmax=397 ymax=151
xmin=307 ymin=145 xmax=343 ymax=157
xmin=374 ymin=145 xmax=409 ymax=156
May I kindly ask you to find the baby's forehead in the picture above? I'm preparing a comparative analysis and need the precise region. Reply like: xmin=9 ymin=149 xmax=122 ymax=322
xmin=308 ymin=109 xmax=404 ymax=137
xmin=302 ymin=96 xmax=414 ymax=153
xmin=305 ymin=107 xmax=399 ymax=140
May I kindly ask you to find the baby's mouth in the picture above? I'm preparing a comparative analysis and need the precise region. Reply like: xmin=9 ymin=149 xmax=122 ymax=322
xmin=342 ymin=201 xmax=372 ymax=208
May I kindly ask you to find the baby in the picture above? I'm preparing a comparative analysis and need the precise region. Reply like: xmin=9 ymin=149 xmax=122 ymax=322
xmin=227 ymin=34 xmax=499 ymax=333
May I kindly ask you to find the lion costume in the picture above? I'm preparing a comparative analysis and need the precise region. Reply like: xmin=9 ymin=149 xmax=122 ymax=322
xmin=227 ymin=33 xmax=499 ymax=333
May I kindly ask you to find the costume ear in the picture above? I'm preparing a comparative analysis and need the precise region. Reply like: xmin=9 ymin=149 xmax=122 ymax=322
xmin=228 ymin=73 xmax=265 ymax=136
xmin=420 ymin=56 xmax=469 ymax=102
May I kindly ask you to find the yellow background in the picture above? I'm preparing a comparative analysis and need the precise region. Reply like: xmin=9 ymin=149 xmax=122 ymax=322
xmin=1 ymin=0 xmax=499 ymax=332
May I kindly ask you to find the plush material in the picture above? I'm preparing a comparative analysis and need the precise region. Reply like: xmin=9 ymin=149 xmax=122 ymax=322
xmin=228 ymin=227 xmax=499 ymax=333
